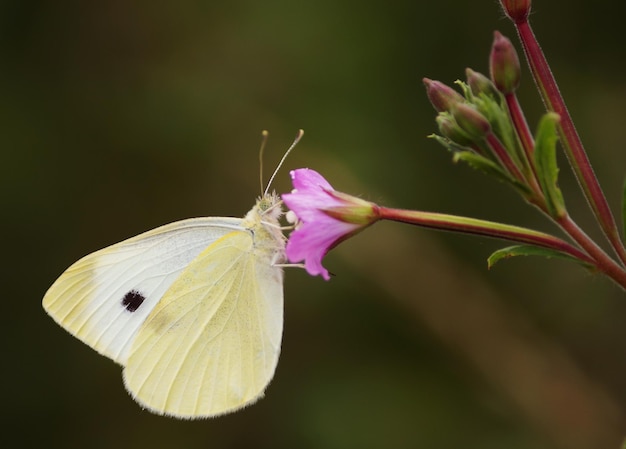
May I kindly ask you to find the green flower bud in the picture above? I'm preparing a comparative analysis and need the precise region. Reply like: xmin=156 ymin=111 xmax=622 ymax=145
xmin=452 ymin=103 xmax=492 ymax=140
xmin=466 ymin=68 xmax=501 ymax=101
xmin=436 ymin=114 xmax=474 ymax=146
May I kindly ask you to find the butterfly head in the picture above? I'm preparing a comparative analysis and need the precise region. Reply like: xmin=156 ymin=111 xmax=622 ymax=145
xmin=254 ymin=192 xmax=283 ymax=221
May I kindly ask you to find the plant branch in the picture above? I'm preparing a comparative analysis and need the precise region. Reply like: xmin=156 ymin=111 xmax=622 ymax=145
xmin=513 ymin=19 xmax=626 ymax=265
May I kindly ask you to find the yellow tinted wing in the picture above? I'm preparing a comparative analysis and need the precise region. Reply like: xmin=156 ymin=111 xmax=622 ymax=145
xmin=123 ymin=229 xmax=284 ymax=418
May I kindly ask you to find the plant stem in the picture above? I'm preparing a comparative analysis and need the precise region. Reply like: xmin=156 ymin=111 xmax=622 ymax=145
xmin=556 ymin=214 xmax=626 ymax=290
xmin=506 ymin=92 xmax=535 ymax=159
xmin=378 ymin=206 xmax=589 ymax=261
xmin=377 ymin=206 xmax=626 ymax=290
xmin=513 ymin=19 xmax=626 ymax=265
xmin=485 ymin=133 xmax=526 ymax=183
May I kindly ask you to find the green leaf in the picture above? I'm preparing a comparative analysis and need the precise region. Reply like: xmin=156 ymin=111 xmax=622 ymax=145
xmin=488 ymin=245 xmax=593 ymax=270
xmin=534 ymin=113 xmax=566 ymax=217
xmin=428 ymin=134 xmax=474 ymax=154
xmin=454 ymin=151 xmax=530 ymax=195
xmin=429 ymin=133 xmax=531 ymax=195
xmin=454 ymin=150 xmax=508 ymax=178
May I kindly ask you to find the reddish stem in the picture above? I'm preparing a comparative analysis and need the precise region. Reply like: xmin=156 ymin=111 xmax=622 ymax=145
xmin=503 ymin=92 xmax=548 ymax=200
xmin=556 ymin=213 xmax=626 ymax=290
xmin=485 ymin=133 xmax=526 ymax=183
xmin=378 ymin=207 xmax=592 ymax=263
xmin=378 ymin=206 xmax=626 ymax=290
xmin=514 ymin=20 xmax=626 ymax=265
xmin=505 ymin=92 xmax=535 ymax=159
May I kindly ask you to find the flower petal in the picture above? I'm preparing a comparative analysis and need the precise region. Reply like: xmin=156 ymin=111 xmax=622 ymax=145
xmin=282 ymin=168 xmax=371 ymax=280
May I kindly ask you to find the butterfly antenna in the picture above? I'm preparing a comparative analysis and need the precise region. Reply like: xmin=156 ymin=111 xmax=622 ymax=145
xmin=264 ymin=129 xmax=304 ymax=196
xmin=258 ymin=130 xmax=270 ymax=195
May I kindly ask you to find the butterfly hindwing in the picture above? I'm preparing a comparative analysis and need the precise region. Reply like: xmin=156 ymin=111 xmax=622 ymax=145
xmin=123 ymin=228 xmax=284 ymax=418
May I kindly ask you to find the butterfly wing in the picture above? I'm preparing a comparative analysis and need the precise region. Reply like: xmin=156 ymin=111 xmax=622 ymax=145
xmin=43 ymin=217 xmax=246 ymax=364
xmin=123 ymin=229 xmax=284 ymax=418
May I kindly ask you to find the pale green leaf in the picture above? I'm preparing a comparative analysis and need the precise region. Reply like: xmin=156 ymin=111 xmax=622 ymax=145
xmin=454 ymin=151 xmax=530 ymax=195
xmin=534 ymin=113 xmax=566 ymax=217
xmin=488 ymin=245 xmax=592 ymax=270
xmin=428 ymin=134 xmax=474 ymax=154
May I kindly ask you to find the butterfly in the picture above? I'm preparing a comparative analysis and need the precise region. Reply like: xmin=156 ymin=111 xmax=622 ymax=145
xmin=42 ymin=131 xmax=301 ymax=419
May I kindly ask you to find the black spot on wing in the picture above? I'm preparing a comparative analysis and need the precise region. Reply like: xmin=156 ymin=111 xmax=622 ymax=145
xmin=121 ymin=290 xmax=146 ymax=313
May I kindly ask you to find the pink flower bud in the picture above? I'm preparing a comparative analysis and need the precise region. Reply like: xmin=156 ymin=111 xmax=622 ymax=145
xmin=489 ymin=31 xmax=521 ymax=94
xmin=465 ymin=68 xmax=500 ymax=100
xmin=423 ymin=78 xmax=464 ymax=112
xmin=499 ymin=0 xmax=531 ymax=23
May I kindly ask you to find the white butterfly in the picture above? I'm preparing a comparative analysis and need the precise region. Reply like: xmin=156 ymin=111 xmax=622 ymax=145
xmin=43 ymin=132 xmax=301 ymax=419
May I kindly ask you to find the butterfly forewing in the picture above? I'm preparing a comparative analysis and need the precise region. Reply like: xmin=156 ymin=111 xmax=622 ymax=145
xmin=43 ymin=217 xmax=246 ymax=364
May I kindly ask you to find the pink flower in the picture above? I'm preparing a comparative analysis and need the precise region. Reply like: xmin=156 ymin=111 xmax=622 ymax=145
xmin=282 ymin=169 xmax=379 ymax=280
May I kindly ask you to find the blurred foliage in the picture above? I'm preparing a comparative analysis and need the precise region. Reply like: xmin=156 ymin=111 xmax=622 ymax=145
xmin=3 ymin=1 xmax=626 ymax=448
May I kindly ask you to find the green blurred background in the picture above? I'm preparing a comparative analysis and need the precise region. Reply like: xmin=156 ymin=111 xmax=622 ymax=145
xmin=3 ymin=1 xmax=626 ymax=448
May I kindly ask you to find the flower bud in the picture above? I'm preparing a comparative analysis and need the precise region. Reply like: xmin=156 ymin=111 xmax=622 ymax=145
xmin=423 ymin=78 xmax=464 ymax=112
xmin=489 ymin=31 xmax=521 ymax=94
xmin=499 ymin=0 xmax=531 ymax=23
xmin=436 ymin=114 xmax=474 ymax=146
xmin=465 ymin=68 xmax=501 ymax=100
xmin=452 ymin=103 xmax=491 ymax=140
